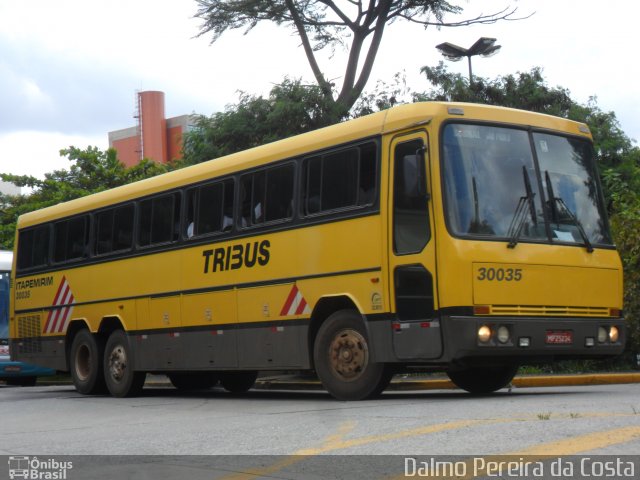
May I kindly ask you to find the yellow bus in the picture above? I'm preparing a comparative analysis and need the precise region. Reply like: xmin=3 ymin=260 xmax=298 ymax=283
xmin=10 ymin=102 xmax=625 ymax=400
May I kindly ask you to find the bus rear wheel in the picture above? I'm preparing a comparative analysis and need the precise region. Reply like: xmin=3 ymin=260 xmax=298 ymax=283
xmin=313 ymin=310 xmax=392 ymax=401
xmin=447 ymin=365 xmax=518 ymax=394
xmin=103 ymin=330 xmax=146 ymax=397
xmin=69 ymin=329 xmax=106 ymax=395
xmin=220 ymin=371 xmax=258 ymax=393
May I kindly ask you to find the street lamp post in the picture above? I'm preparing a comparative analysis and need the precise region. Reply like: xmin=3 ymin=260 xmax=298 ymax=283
xmin=435 ymin=37 xmax=501 ymax=84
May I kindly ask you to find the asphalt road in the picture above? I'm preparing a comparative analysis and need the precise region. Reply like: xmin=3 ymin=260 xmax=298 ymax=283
xmin=1 ymin=382 xmax=639 ymax=479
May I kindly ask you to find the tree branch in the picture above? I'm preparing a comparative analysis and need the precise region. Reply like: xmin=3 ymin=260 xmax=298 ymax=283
xmin=317 ymin=0 xmax=356 ymax=28
xmin=337 ymin=0 xmax=392 ymax=108
xmin=393 ymin=7 xmax=531 ymax=28
xmin=284 ymin=0 xmax=333 ymax=95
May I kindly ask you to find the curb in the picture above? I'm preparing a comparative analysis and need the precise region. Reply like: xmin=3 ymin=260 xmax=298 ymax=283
xmin=254 ymin=373 xmax=640 ymax=391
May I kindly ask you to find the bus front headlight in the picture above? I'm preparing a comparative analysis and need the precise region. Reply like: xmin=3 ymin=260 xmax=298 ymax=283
xmin=478 ymin=325 xmax=492 ymax=343
xmin=609 ymin=326 xmax=619 ymax=343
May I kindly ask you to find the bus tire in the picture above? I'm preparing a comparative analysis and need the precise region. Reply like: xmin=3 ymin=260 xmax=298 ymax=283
xmin=220 ymin=371 xmax=258 ymax=393
xmin=103 ymin=330 xmax=146 ymax=397
xmin=169 ymin=372 xmax=218 ymax=391
xmin=69 ymin=329 xmax=106 ymax=395
xmin=313 ymin=310 xmax=391 ymax=401
xmin=447 ymin=365 xmax=519 ymax=394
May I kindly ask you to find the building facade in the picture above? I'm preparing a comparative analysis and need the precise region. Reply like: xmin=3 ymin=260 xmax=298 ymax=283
xmin=108 ymin=91 xmax=191 ymax=167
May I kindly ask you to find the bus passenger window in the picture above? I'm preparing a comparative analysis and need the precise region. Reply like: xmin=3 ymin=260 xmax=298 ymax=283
xmin=241 ymin=166 xmax=293 ymax=227
xmin=304 ymin=156 xmax=322 ymax=215
xmin=265 ymin=164 xmax=294 ymax=222
xmin=139 ymin=193 xmax=181 ymax=247
xmin=53 ymin=216 xmax=89 ymax=263
xmin=17 ymin=225 xmax=50 ymax=271
xmin=96 ymin=205 xmax=134 ymax=255
xmin=322 ymin=149 xmax=358 ymax=210
xmin=187 ymin=179 xmax=234 ymax=237
xmin=358 ymin=143 xmax=377 ymax=206
xmin=303 ymin=142 xmax=377 ymax=216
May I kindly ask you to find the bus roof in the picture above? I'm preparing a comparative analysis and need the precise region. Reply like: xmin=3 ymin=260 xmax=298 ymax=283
xmin=0 ymin=250 xmax=12 ymax=272
xmin=17 ymin=102 xmax=590 ymax=229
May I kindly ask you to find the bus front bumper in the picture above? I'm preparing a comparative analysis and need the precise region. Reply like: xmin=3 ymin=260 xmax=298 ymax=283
xmin=444 ymin=315 xmax=626 ymax=365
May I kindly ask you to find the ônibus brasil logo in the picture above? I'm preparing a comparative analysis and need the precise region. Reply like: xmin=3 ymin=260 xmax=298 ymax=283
xmin=8 ymin=456 xmax=73 ymax=480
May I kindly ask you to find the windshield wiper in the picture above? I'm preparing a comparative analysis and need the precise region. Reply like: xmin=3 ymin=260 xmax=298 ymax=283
xmin=507 ymin=166 xmax=538 ymax=249
xmin=544 ymin=170 xmax=594 ymax=253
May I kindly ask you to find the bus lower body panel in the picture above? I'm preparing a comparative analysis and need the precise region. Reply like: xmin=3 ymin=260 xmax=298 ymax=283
xmin=10 ymin=336 xmax=67 ymax=371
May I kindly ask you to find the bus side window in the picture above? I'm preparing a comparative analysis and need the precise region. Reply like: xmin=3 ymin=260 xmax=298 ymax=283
xmin=139 ymin=193 xmax=181 ymax=247
xmin=187 ymin=179 xmax=234 ymax=237
xmin=53 ymin=216 xmax=89 ymax=263
xmin=241 ymin=166 xmax=293 ymax=227
xmin=303 ymin=142 xmax=377 ymax=216
xmin=265 ymin=164 xmax=294 ymax=222
xmin=96 ymin=205 xmax=134 ymax=254
xmin=358 ymin=142 xmax=377 ymax=206
xmin=322 ymin=149 xmax=358 ymax=211
xmin=17 ymin=225 xmax=50 ymax=271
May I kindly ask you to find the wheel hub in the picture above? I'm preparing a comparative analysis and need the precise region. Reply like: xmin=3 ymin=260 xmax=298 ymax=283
xmin=108 ymin=345 xmax=127 ymax=382
xmin=329 ymin=329 xmax=368 ymax=381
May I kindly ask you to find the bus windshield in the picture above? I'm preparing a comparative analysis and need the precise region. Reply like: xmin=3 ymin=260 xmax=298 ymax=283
xmin=442 ymin=123 xmax=612 ymax=247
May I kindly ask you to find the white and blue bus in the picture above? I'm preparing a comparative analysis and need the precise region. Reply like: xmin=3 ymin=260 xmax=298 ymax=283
xmin=1 ymin=250 xmax=55 ymax=385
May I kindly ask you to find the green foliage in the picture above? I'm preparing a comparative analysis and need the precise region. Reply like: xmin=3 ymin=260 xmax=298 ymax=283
xmin=419 ymin=62 xmax=575 ymax=115
xmin=181 ymin=78 xmax=340 ymax=165
xmin=0 ymin=146 xmax=170 ymax=249
xmin=603 ymin=163 xmax=640 ymax=354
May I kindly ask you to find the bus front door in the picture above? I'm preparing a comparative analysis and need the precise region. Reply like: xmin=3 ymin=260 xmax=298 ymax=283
xmin=388 ymin=131 xmax=442 ymax=360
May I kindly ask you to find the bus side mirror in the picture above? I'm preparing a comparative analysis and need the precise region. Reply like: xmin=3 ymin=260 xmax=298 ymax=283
xmin=401 ymin=148 xmax=429 ymax=200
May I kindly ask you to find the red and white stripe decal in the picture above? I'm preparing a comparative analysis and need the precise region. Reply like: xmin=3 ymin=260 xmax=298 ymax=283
xmin=280 ymin=285 xmax=311 ymax=316
xmin=43 ymin=276 xmax=75 ymax=334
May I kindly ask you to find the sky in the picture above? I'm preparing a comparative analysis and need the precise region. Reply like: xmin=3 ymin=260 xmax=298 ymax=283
xmin=0 ymin=0 xmax=638 ymax=181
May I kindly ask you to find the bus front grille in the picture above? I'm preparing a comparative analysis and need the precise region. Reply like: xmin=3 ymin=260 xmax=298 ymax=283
xmin=488 ymin=305 xmax=610 ymax=317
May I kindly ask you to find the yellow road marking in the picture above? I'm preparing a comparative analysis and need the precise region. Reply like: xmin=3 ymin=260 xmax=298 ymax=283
xmin=507 ymin=424 xmax=640 ymax=456
xmin=217 ymin=415 xmax=640 ymax=479
xmin=296 ymin=419 xmax=500 ymax=455
xmin=216 ymin=418 xmax=496 ymax=479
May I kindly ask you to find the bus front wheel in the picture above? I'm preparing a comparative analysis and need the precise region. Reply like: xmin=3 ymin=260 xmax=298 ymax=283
xmin=447 ymin=365 xmax=518 ymax=394
xmin=103 ymin=330 xmax=146 ymax=397
xmin=313 ymin=310 xmax=392 ymax=401
xmin=69 ymin=329 xmax=106 ymax=395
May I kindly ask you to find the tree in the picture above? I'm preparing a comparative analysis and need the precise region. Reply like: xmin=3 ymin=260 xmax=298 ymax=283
xmin=194 ymin=0 xmax=523 ymax=121
xmin=419 ymin=62 xmax=575 ymax=115
xmin=0 ymin=146 xmax=170 ymax=249
xmin=181 ymin=78 xmax=336 ymax=164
